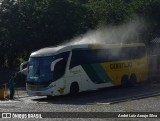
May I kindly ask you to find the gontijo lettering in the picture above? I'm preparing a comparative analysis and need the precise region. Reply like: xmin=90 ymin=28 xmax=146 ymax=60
xmin=110 ymin=62 xmax=132 ymax=69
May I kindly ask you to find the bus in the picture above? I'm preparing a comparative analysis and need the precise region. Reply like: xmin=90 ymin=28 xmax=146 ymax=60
xmin=20 ymin=43 xmax=148 ymax=96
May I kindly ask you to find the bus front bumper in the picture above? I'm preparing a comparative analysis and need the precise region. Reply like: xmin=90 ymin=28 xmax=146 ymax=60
xmin=26 ymin=88 xmax=54 ymax=96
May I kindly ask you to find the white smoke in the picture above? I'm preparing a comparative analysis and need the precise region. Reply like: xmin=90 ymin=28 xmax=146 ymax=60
xmin=62 ymin=16 xmax=147 ymax=45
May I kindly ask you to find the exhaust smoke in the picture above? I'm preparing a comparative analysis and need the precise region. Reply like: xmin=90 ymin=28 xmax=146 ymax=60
xmin=62 ymin=16 xmax=147 ymax=45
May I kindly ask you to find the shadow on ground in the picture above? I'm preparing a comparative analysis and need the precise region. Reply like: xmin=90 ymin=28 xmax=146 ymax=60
xmin=32 ymin=82 xmax=160 ymax=105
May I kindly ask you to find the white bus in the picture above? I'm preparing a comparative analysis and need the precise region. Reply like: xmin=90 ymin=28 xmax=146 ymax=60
xmin=21 ymin=43 xmax=148 ymax=97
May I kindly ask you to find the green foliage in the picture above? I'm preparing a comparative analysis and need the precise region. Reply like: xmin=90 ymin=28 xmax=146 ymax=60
xmin=0 ymin=0 xmax=159 ymax=68
xmin=87 ymin=0 xmax=129 ymax=25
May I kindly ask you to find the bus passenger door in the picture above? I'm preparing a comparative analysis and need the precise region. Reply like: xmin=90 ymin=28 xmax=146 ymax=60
xmin=55 ymin=77 xmax=65 ymax=95
xmin=51 ymin=58 xmax=67 ymax=95
xmin=80 ymin=74 xmax=92 ymax=91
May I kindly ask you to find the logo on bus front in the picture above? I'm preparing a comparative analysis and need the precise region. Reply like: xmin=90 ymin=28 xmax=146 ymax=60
xmin=27 ymin=84 xmax=39 ymax=90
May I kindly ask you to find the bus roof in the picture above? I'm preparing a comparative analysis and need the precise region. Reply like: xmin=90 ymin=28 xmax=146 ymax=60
xmin=30 ymin=43 xmax=145 ymax=57
xmin=30 ymin=46 xmax=65 ymax=57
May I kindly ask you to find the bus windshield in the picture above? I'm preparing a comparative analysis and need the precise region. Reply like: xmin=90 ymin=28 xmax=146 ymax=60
xmin=28 ymin=56 xmax=55 ymax=82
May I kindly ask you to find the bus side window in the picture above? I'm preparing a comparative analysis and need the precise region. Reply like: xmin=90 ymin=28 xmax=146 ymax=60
xmin=53 ymin=59 xmax=66 ymax=81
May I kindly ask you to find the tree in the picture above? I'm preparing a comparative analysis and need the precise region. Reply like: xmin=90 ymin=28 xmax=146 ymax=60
xmin=87 ymin=0 xmax=129 ymax=26
xmin=0 ymin=0 xmax=160 ymax=68
xmin=128 ymin=0 xmax=160 ymax=40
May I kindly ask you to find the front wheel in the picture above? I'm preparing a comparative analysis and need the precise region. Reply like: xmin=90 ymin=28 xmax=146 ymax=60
xmin=70 ymin=82 xmax=79 ymax=95
xmin=47 ymin=95 xmax=53 ymax=99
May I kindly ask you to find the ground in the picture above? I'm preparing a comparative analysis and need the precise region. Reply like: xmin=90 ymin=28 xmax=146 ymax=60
xmin=0 ymin=80 xmax=160 ymax=121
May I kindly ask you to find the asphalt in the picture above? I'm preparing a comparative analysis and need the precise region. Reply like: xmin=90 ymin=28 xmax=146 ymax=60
xmin=0 ymin=77 xmax=160 ymax=101
xmin=0 ymin=87 xmax=28 ymax=100
xmin=14 ymin=87 xmax=28 ymax=98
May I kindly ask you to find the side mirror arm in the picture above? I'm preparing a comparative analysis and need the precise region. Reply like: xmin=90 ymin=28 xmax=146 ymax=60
xmin=20 ymin=61 xmax=28 ymax=71
xmin=51 ymin=58 xmax=63 ymax=71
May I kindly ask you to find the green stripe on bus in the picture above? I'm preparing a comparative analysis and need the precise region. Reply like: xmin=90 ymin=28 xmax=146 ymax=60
xmin=91 ymin=64 xmax=111 ymax=83
xmin=82 ymin=64 xmax=111 ymax=84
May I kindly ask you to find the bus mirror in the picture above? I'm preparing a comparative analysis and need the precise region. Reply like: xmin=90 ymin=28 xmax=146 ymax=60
xmin=20 ymin=61 xmax=28 ymax=71
xmin=51 ymin=58 xmax=63 ymax=71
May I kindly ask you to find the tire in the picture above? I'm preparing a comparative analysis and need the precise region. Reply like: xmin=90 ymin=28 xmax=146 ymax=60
xmin=70 ymin=82 xmax=79 ymax=95
xmin=129 ymin=74 xmax=137 ymax=87
xmin=47 ymin=95 xmax=53 ymax=99
xmin=121 ymin=75 xmax=129 ymax=88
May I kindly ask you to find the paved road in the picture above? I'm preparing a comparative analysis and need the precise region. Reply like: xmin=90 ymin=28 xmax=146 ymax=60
xmin=0 ymin=82 xmax=160 ymax=121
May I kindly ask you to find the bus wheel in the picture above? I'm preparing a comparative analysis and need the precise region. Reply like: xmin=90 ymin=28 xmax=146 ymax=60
xmin=70 ymin=82 xmax=79 ymax=95
xmin=47 ymin=95 xmax=53 ymax=99
xmin=129 ymin=74 xmax=137 ymax=87
xmin=121 ymin=75 xmax=129 ymax=88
